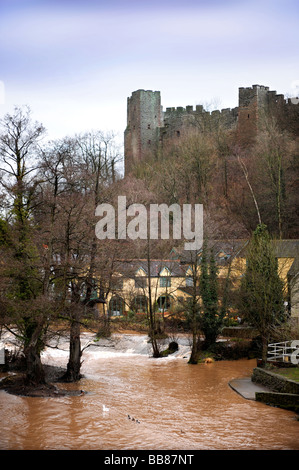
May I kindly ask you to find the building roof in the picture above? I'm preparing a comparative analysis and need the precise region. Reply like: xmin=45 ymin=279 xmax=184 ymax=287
xmin=236 ymin=239 xmax=299 ymax=258
xmin=179 ymin=239 xmax=248 ymax=265
xmin=113 ymin=259 xmax=188 ymax=278
xmin=112 ymin=239 xmax=299 ymax=278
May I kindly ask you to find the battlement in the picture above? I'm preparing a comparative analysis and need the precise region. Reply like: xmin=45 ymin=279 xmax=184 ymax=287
xmin=239 ymin=84 xmax=270 ymax=92
xmin=164 ymin=104 xmax=238 ymax=117
xmin=125 ymin=84 xmax=299 ymax=174
xmin=164 ymin=104 xmax=206 ymax=114
xmin=131 ymin=89 xmax=160 ymax=95
xmin=239 ymin=84 xmax=297 ymax=108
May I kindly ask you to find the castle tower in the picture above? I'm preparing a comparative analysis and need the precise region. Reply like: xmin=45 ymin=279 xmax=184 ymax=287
xmin=237 ymin=84 xmax=270 ymax=146
xmin=124 ymin=90 xmax=162 ymax=175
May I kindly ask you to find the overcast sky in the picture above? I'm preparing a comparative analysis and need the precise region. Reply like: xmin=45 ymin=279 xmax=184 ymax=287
xmin=0 ymin=0 xmax=298 ymax=156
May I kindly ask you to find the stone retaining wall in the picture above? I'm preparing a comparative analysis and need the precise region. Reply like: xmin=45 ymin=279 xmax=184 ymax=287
xmin=255 ymin=391 xmax=299 ymax=413
xmin=252 ymin=367 xmax=299 ymax=394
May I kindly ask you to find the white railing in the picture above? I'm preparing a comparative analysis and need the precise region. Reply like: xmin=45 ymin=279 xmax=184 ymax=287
xmin=267 ymin=340 xmax=299 ymax=364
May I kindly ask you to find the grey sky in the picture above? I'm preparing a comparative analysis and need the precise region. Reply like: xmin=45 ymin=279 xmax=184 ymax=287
xmin=0 ymin=0 xmax=298 ymax=152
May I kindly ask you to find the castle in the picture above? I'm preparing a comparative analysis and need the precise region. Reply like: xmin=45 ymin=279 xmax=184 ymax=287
xmin=116 ymin=85 xmax=299 ymax=325
xmin=124 ymin=84 xmax=299 ymax=174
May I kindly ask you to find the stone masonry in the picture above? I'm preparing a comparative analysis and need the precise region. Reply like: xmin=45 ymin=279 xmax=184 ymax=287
xmin=124 ymin=84 xmax=299 ymax=175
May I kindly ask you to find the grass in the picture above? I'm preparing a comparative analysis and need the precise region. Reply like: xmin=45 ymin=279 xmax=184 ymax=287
xmin=272 ymin=367 xmax=299 ymax=382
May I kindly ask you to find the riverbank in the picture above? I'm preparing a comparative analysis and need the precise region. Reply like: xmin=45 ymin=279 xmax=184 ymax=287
xmin=228 ymin=364 xmax=299 ymax=417
xmin=0 ymin=364 xmax=84 ymax=397
xmin=252 ymin=366 xmax=299 ymax=414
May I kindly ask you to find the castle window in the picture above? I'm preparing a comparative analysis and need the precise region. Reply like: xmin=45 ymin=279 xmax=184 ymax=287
xmin=176 ymin=130 xmax=180 ymax=137
xmin=248 ymin=114 xmax=250 ymax=119
xmin=148 ymin=124 xmax=151 ymax=129
xmin=148 ymin=140 xmax=151 ymax=145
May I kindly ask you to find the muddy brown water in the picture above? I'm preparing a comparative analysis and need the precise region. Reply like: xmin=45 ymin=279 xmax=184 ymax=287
xmin=0 ymin=333 xmax=298 ymax=450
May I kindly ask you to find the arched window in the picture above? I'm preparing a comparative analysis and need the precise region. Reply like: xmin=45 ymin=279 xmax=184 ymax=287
xmin=156 ymin=295 xmax=172 ymax=312
xmin=109 ymin=295 xmax=124 ymax=316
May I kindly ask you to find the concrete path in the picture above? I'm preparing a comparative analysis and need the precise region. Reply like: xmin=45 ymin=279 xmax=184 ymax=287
xmin=229 ymin=377 xmax=270 ymax=400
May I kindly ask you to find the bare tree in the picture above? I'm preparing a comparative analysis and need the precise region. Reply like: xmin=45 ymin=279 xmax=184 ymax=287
xmin=254 ymin=115 xmax=291 ymax=239
xmin=236 ymin=151 xmax=262 ymax=226
xmin=0 ymin=106 xmax=48 ymax=385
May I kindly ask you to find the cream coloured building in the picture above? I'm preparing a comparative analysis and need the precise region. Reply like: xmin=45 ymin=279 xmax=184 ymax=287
xmin=100 ymin=239 xmax=299 ymax=325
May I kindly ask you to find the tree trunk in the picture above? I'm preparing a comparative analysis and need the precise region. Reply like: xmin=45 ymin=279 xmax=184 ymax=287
xmin=149 ymin=330 xmax=161 ymax=358
xmin=23 ymin=318 xmax=46 ymax=385
xmin=146 ymin=239 xmax=161 ymax=358
xmin=62 ymin=317 xmax=82 ymax=382
xmin=63 ymin=285 xmax=83 ymax=382
xmin=238 ymin=155 xmax=262 ymax=226
xmin=188 ymin=330 xmax=199 ymax=364
xmin=202 ymin=332 xmax=217 ymax=351
xmin=24 ymin=344 xmax=46 ymax=385
xmin=188 ymin=257 xmax=201 ymax=364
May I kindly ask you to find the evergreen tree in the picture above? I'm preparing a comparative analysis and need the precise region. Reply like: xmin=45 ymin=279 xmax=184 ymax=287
xmin=240 ymin=224 xmax=285 ymax=365
xmin=186 ymin=251 xmax=201 ymax=364
xmin=199 ymin=244 xmax=224 ymax=349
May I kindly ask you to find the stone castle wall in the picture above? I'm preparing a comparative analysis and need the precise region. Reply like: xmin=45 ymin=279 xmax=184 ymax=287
xmin=124 ymin=85 xmax=299 ymax=174
xmin=124 ymin=89 xmax=162 ymax=174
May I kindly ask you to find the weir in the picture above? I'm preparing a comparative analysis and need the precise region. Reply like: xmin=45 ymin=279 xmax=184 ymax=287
xmin=79 ymin=333 xmax=192 ymax=359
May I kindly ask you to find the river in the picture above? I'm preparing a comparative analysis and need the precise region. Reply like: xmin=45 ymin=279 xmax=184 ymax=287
xmin=0 ymin=333 xmax=298 ymax=450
